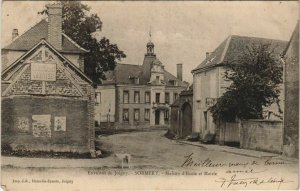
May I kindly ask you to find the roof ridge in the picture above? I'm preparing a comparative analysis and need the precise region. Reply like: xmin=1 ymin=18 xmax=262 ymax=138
xmin=230 ymin=34 xmax=288 ymax=43
xmin=117 ymin=63 xmax=142 ymax=67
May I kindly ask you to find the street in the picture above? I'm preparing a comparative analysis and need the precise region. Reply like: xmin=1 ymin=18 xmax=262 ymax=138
xmin=1 ymin=130 xmax=299 ymax=190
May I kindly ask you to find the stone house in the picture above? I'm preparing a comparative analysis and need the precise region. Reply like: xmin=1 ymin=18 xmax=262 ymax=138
xmin=1 ymin=3 xmax=95 ymax=154
xmin=94 ymin=40 xmax=189 ymax=129
xmin=191 ymin=35 xmax=287 ymax=142
xmin=282 ymin=21 xmax=299 ymax=158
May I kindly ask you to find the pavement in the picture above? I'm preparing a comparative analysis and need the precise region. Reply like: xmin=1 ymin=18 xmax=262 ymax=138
xmin=177 ymin=140 xmax=299 ymax=163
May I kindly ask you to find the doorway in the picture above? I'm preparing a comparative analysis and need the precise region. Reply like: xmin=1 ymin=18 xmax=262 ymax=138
xmin=182 ymin=103 xmax=192 ymax=137
xmin=155 ymin=110 xmax=160 ymax=125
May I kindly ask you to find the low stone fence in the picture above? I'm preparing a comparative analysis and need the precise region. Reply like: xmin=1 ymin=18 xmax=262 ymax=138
xmin=239 ymin=120 xmax=283 ymax=153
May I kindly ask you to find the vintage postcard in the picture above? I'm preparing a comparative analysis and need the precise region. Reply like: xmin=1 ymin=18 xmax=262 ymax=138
xmin=1 ymin=1 xmax=299 ymax=190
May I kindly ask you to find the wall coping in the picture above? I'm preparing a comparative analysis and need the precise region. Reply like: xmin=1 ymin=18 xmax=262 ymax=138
xmin=241 ymin=119 xmax=282 ymax=123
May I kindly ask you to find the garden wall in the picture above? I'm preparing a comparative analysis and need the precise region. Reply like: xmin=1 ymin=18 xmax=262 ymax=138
xmin=239 ymin=120 xmax=283 ymax=153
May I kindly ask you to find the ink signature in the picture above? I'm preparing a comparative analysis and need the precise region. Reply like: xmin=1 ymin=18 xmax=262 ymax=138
xmin=215 ymin=174 xmax=292 ymax=189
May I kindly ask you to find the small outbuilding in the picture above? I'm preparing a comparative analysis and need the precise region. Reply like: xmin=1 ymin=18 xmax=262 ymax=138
xmin=170 ymin=88 xmax=193 ymax=138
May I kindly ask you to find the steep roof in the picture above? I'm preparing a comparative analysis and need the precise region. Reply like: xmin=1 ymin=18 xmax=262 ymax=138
xmin=163 ymin=70 xmax=188 ymax=87
xmin=283 ymin=21 xmax=299 ymax=58
xmin=115 ymin=64 xmax=143 ymax=84
xmin=192 ymin=35 xmax=288 ymax=72
xmin=3 ymin=19 xmax=88 ymax=53
xmin=101 ymin=63 xmax=189 ymax=87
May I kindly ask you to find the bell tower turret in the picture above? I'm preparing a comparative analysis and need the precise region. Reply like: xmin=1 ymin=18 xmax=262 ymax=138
xmin=146 ymin=27 xmax=155 ymax=56
xmin=142 ymin=27 xmax=157 ymax=80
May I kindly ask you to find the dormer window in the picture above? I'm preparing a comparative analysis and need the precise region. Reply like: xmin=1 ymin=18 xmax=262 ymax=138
xmin=174 ymin=80 xmax=178 ymax=86
xmin=129 ymin=76 xmax=139 ymax=84
xmin=134 ymin=77 xmax=139 ymax=84
xmin=169 ymin=79 xmax=178 ymax=86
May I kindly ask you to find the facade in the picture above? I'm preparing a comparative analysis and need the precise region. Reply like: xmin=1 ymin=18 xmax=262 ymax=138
xmin=95 ymin=41 xmax=189 ymax=129
xmin=191 ymin=35 xmax=287 ymax=141
xmin=1 ymin=4 xmax=95 ymax=154
xmin=282 ymin=22 xmax=299 ymax=158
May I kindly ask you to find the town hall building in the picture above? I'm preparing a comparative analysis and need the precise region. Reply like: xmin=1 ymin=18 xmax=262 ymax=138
xmin=95 ymin=40 xmax=189 ymax=129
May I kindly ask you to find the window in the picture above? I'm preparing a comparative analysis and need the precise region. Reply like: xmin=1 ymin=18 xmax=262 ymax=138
xmin=174 ymin=93 xmax=178 ymax=101
xmin=134 ymin=109 xmax=140 ymax=121
xmin=95 ymin=92 xmax=101 ymax=104
xmin=156 ymin=93 xmax=160 ymax=103
xmin=164 ymin=110 xmax=169 ymax=120
xmin=123 ymin=91 xmax=129 ymax=103
xmin=156 ymin=76 xmax=160 ymax=81
xmin=145 ymin=109 xmax=150 ymax=121
xmin=197 ymin=100 xmax=201 ymax=109
xmin=204 ymin=111 xmax=208 ymax=130
xmin=123 ymin=109 xmax=129 ymax=122
xmin=145 ymin=92 xmax=150 ymax=103
xmin=95 ymin=113 xmax=101 ymax=127
xmin=134 ymin=91 xmax=140 ymax=104
xmin=165 ymin=92 xmax=170 ymax=104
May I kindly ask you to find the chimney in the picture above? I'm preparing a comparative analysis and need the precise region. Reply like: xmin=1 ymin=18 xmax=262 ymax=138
xmin=12 ymin=29 xmax=19 ymax=41
xmin=206 ymin=52 xmax=210 ymax=58
xmin=46 ymin=3 xmax=62 ymax=50
xmin=177 ymin=63 xmax=183 ymax=81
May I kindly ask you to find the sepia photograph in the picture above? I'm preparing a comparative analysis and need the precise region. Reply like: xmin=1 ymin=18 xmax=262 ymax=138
xmin=1 ymin=0 xmax=299 ymax=190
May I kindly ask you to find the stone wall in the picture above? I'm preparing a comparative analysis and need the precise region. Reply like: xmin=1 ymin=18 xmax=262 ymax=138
xmin=1 ymin=97 xmax=90 ymax=153
xmin=170 ymin=105 xmax=179 ymax=135
xmin=283 ymin=23 xmax=299 ymax=158
xmin=216 ymin=121 xmax=239 ymax=144
xmin=240 ymin=120 xmax=283 ymax=153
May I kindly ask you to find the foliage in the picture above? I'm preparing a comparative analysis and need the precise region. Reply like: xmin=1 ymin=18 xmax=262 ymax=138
xmin=39 ymin=1 xmax=126 ymax=84
xmin=209 ymin=43 xmax=283 ymax=122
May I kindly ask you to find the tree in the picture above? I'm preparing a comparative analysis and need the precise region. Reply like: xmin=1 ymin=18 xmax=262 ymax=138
xmin=39 ymin=1 xmax=126 ymax=84
xmin=209 ymin=43 xmax=283 ymax=122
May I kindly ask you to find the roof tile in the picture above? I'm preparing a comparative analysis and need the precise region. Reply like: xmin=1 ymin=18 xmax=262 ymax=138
xmin=3 ymin=19 xmax=87 ymax=53
xmin=101 ymin=63 xmax=189 ymax=87
xmin=193 ymin=35 xmax=288 ymax=72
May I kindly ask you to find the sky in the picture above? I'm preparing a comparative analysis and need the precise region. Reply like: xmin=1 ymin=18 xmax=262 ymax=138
xmin=1 ymin=1 xmax=299 ymax=83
